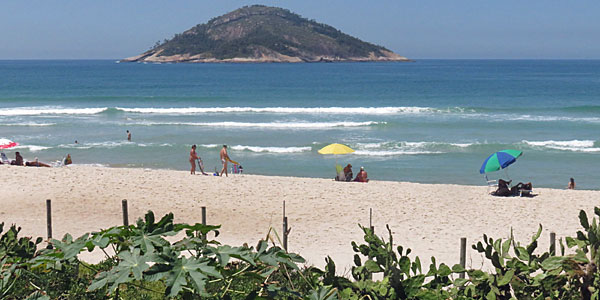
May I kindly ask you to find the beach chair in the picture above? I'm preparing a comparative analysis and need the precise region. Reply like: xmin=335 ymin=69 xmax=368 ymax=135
xmin=484 ymin=174 xmax=497 ymax=193
xmin=230 ymin=164 xmax=243 ymax=175
xmin=1 ymin=153 xmax=10 ymax=164
xmin=335 ymin=164 xmax=345 ymax=181
xmin=518 ymin=182 xmax=533 ymax=197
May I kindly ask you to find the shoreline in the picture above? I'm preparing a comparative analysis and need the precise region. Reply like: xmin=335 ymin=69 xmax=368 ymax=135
xmin=67 ymin=164 xmax=600 ymax=192
xmin=2 ymin=164 xmax=599 ymax=272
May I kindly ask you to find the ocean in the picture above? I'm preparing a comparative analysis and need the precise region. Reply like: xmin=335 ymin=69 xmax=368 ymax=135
xmin=1 ymin=59 xmax=599 ymax=189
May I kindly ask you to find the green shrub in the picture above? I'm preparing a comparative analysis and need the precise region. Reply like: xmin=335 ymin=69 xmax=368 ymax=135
xmin=1 ymin=207 xmax=600 ymax=299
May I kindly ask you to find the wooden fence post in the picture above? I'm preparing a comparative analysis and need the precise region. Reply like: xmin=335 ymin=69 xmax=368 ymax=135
xmin=550 ymin=232 xmax=556 ymax=255
xmin=46 ymin=199 xmax=52 ymax=249
xmin=369 ymin=208 xmax=374 ymax=233
xmin=121 ymin=199 xmax=129 ymax=226
xmin=282 ymin=201 xmax=289 ymax=251
xmin=459 ymin=237 xmax=467 ymax=279
xmin=283 ymin=217 xmax=288 ymax=251
xmin=201 ymin=206 xmax=207 ymax=240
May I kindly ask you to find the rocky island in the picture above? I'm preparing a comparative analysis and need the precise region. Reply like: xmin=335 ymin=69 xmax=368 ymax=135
xmin=122 ymin=5 xmax=409 ymax=63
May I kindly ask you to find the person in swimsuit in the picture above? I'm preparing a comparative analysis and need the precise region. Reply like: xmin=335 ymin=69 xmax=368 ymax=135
xmin=354 ymin=166 xmax=369 ymax=183
xmin=220 ymin=145 xmax=230 ymax=177
xmin=343 ymin=164 xmax=353 ymax=182
xmin=567 ymin=178 xmax=575 ymax=189
xmin=189 ymin=145 xmax=199 ymax=175
xmin=127 ymin=130 xmax=131 ymax=141
xmin=64 ymin=154 xmax=72 ymax=165
xmin=11 ymin=152 xmax=24 ymax=166
xmin=25 ymin=157 xmax=51 ymax=167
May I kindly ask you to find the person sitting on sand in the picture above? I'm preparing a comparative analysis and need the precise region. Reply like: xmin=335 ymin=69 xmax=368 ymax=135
xmin=354 ymin=166 xmax=369 ymax=183
xmin=25 ymin=157 xmax=51 ymax=167
xmin=343 ymin=164 xmax=353 ymax=182
xmin=510 ymin=182 xmax=533 ymax=197
xmin=493 ymin=179 xmax=512 ymax=196
xmin=64 ymin=154 xmax=72 ymax=165
xmin=189 ymin=145 xmax=199 ymax=175
xmin=11 ymin=152 xmax=24 ymax=166
xmin=567 ymin=177 xmax=575 ymax=189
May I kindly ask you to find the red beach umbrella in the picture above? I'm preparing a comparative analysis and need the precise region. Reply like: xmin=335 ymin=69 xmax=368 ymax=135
xmin=0 ymin=138 xmax=18 ymax=149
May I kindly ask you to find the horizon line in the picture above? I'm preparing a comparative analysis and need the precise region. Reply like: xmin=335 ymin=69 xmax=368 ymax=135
xmin=1 ymin=58 xmax=600 ymax=61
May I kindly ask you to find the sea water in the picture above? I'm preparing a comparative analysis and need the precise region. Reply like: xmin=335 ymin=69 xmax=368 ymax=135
xmin=1 ymin=59 xmax=599 ymax=189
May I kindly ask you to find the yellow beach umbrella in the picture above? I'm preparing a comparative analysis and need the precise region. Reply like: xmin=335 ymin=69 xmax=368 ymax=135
xmin=318 ymin=143 xmax=355 ymax=166
xmin=318 ymin=143 xmax=355 ymax=155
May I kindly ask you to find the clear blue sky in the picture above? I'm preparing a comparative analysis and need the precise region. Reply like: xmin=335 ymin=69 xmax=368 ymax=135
xmin=1 ymin=0 xmax=598 ymax=59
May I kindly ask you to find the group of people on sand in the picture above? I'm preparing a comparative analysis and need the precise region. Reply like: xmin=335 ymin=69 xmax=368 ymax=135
xmin=189 ymin=144 xmax=238 ymax=177
xmin=338 ymin=164 xmax=369 ymax=183
xmin=0 ymin=151 xmax=72 ymax=168
xmin=492 ymin=176 xmax=576 ymax=197
xmin=0 ymin=152 xmax=72 ymax=167
xmin=492 ymin=179 xmax=532 ymax=197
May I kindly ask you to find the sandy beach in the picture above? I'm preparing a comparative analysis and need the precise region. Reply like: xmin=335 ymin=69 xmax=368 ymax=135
xmin=1 ymin=165 xmax=599 ymax=273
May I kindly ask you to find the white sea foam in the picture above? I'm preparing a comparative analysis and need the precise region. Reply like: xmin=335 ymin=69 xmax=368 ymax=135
xmin=135 ymin=121 xmax=383 ymax=128
xmin=56 ymin=141 xmax=171 ymax=149
xmin=354 ymin=141 xmax=476 ymax=150
xmin=200 ymin=144 xmax=220 ymax=148
xmin=115 ymin=106 xmax=438 ymax=115
xmin=0 ymin=122 xmax=55 ymax=127
xmin=522 ymin=140 xmax=600 ymax=152
xmin=404 ymin=141 xmax=476 ymax=148
xmin=230 ymin=145 xmax=312 ymax=153
xmin=13 ymin=145 xmax=51 ymax=152
xmin=353 ymin=150 xmax=442 ymax=156
xmin=498 ymin=115 xmax=600 ymax=123
xmin=0 ymin=107 xmax=108 ymax=116
xmin=58 ymin=141 xmax=131 ymax=149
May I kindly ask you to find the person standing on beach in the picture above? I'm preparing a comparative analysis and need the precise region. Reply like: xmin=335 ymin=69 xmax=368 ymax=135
xmin=127 ymin=130 xmax=131 ymax=141
xmin=190 ymin=145 xmax=199 ymax=175
xmin=568 ymin=178 xmax=576 ymax=189
xmin=220 ymin=145 xmax=230 ymax=177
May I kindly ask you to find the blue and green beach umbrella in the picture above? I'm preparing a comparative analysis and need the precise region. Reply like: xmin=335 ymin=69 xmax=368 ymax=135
xmin=479 ymin=149 xmax=523 ymax=174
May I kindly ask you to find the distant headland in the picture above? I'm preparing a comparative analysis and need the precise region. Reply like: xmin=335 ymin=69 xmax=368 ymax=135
xmin=121 ymin=5 xmax=410 ymax=63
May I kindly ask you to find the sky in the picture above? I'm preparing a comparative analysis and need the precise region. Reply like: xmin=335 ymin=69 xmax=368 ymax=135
xmin=1 ymin=0 xmax=599 ymax=59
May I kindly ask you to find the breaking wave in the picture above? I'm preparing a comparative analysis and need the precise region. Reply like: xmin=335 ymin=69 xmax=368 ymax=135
xmin=114 ymin=106 xmax=445 ymax=115
xmin=13 ymin=145 xmax=51 ymax=152
xmin=0 ymin=122 xmax=55 ymax=127
xmin=353 ymin=150 xmax=443 ymax=156
xmin=230 ymin=145 xmax=312 ymax=153
xmin=134 ymin=121 xmax=384 ymax=129
xmin=521 ymin=140 xmax=600 ymax=152
xmin=0 ymin=107 xmax=108 ymax=116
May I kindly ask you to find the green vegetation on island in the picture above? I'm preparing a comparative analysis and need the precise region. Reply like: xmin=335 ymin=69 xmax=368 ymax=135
xmin=122 ymin=5 xmax=409 ymax=63
xmin=2 ymin=208 xmax=600 ymax=299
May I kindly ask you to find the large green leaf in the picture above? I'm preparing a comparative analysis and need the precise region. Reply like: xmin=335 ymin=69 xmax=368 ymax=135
xmin=88 ymin=248 xmax=151 ymax=293
xmin=129 ymin=211 xmax=177 ymax=254
xmin=164 ymin=257 xmax=218 ymax=297
xmin=497 ymin=269 xmax=514 ymax=286
xmin=118 ymin=249 xmax=150 ymax=280
xmin=532 ymin=224 xmax=543 ymax=242
xmin=437 ymin=264 xmax=452 ymax=277
xmin=174 ymin=223 xmax=221 ymax=238
xmin=50 ymin=233 xmax=90 ymax=261
xmin=209 ymin=244 xmax=255 ymax=267
xmin=364 ymin=260 xmax=382 ymax=273
xmin=305 ymin=286 xmax=337 ymax=300
xmin=580 ymin=210 xmax=590 ymax=229
xmin=540 ymin=256 xmax=565 ymax=270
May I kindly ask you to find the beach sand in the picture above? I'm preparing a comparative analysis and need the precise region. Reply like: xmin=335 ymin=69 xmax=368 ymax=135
xmin=1 ymin=165 xmax=598 ymax=273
